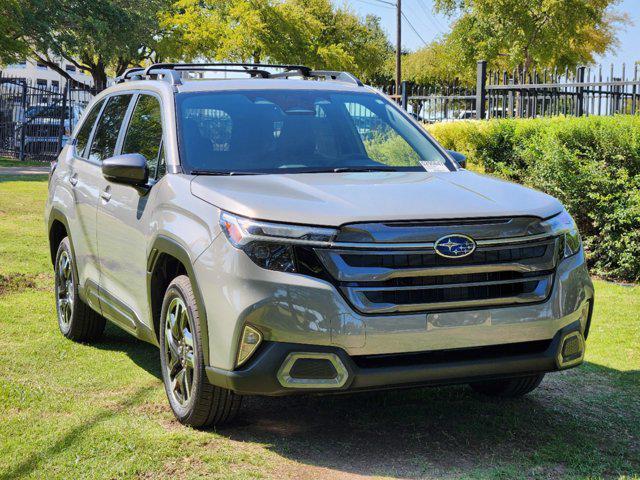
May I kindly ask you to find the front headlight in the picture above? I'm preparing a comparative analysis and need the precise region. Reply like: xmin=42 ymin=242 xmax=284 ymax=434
xmin=541 ymin=209 xmax=582 ymax=258
xmin=219 ymin=211 xmax=337 ymax=272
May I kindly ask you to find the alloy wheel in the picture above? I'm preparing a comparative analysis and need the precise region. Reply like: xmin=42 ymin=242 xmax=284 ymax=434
xmin=164 ymin=297 xmax=195 ymax=407
xmin=55 ymin=250 xmax=74 ymax=328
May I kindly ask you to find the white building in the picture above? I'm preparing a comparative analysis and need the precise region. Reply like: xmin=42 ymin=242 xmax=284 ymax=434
xmin=1 ymin=57 xmax=94 ymax=90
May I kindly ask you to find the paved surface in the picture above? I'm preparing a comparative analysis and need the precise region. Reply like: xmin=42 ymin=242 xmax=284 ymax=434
xmin=0 ymin=166 xmax=49 ymax=175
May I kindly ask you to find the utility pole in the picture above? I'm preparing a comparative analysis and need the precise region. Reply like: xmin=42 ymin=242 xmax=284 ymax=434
xmin=395 ymin=0 xmax=401 ymax=96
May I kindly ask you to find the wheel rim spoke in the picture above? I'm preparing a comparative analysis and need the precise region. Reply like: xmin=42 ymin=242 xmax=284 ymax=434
xmin=55 ymin=251 xmax=73 ymax=327
xmin=181 ymin=368 xmax=190 ymax=401
xmin=184 ymin=351 xmax=194 ymax=368
xmin=164 ymin=296 xmax=196 ymax=407
xmin=183 ymin=329 xmax=193 ymax=348
xmin=165 ymin=329 xmax=180 ymax=359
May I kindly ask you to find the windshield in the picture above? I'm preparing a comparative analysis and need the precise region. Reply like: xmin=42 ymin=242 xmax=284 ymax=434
xmin=176 ymin=89 xmax=453 ymax=174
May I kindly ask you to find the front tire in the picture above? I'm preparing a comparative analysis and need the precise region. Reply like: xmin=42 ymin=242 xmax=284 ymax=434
xmin=54 ymin=237 xmax=105 ymax=342
xmin=469 ymin=373 xmax=545 ymax=398
xmin=159 ymin=275 xmax=241 ymax=428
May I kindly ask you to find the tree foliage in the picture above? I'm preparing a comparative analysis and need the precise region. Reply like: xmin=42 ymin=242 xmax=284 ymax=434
xmin=160 ymin=0 xmax=393 ymax=82
xmin=0 ymin=0 xmax=168 ymax=89
xmin=398 ymin=37 xmax=469 ymax=85
xmin=434 ymin=0 xmax=628 ymax=74
xmin=396 ymin=0 xmax=628 ymax=86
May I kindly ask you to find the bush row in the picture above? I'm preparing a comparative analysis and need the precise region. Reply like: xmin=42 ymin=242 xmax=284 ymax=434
xmin=426 ymin=115 xmax=640 ymax=282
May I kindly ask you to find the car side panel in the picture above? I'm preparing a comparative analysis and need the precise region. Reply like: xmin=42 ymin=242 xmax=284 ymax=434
xmin=99 ymin=174 xmax=218 ymax=333
xmin=48 ymin=146 xmax=102 ymax=311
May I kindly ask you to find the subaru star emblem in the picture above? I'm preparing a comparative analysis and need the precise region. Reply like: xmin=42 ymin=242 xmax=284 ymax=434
xmin=434 ymin=234 xmax=476 ymax=258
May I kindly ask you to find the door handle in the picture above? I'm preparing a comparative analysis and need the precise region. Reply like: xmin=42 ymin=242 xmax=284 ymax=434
xmin=69 ymin=173 xmax=78 ymax=186
xmin=101 ymin=188 xmax=111 ymax=202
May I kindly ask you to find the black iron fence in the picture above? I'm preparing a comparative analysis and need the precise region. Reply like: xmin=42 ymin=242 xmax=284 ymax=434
xmin=381 ymin=60 xmax=640 ymax=123
xmin=2 ymin=60 xmax=639 ymax=162
xmin=0 ymin=75 xmax=97 ymax=162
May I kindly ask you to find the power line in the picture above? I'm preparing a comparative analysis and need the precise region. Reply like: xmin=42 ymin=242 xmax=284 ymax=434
xmin=401 ymin=11 xmax=429 ymax=47
xmin=353 ymin=0 xmax=394 ymax=9
xmin=354 ymin=0 xmax=396 ymax=7
xmin=415 ymin=0 xmax=447 ymax=33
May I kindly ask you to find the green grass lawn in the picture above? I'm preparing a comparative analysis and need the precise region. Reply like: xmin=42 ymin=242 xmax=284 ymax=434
xmin=0 ymin=157 xmax=51 ymax=167
xmin=0 ymin=177 xmax=638 ymax=480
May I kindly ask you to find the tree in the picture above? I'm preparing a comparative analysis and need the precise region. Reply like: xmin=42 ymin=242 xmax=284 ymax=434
xmin=0 ymin=0 xmax=169 ymax=89
xmin=434 ymin=0 xmax=628 ymax=74
xmin=160 ymin=0 xmax=393 ymax=83
xmin=398 ymin=37 xmax=471 ymax=85
xmin=0 ymin=0 xmax=29 ymax=65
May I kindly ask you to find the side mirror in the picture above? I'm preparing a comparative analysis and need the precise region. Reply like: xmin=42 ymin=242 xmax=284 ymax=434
xmin=447 ymin=150 xmax=467 ymax=169
xmin=102 ymin=153 xmax=148 ymax=186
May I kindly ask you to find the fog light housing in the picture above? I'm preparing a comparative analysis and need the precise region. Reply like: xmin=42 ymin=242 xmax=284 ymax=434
xmin=277 ymin=352 xmax=349 ymax=389
xmin=556 ymin=331 xmax=585 ymax=368
xmin=236 ymin=325 xmax=262 ymax=367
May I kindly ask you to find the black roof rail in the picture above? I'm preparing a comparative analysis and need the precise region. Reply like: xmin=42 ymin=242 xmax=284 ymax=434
xmin=115 ymin=62 xmax=363 ymax=86
xmin=115 ymin=67 xmax=182 ymax=85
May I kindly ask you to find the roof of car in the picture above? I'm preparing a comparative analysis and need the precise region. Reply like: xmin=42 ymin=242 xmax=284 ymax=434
xmin=174 ymin=78 xmax=372 ymax=94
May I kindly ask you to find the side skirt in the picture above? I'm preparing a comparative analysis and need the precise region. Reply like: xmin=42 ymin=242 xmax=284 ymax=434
xmin=82 ymin=279 xmax=158 ymax=346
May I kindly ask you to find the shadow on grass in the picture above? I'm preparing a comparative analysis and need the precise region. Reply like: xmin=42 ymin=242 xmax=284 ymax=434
xmin=217 ymin=364 xmax=640 ymax=479
xmin=57 ymin=324 xmax=640 ymax=479
xmin=94 ymin=323 xmax=162 ymax=379
xmin=0 ymin=385 xmax=156 ymax=480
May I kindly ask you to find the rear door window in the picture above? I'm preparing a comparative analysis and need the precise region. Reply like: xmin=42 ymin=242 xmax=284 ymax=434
xmin=87 ymin=94 xmax=132 ymax=163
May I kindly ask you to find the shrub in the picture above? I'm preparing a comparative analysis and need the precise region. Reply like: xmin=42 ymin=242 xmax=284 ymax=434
xmin=426 ymin=116 xmax=640 ymax=282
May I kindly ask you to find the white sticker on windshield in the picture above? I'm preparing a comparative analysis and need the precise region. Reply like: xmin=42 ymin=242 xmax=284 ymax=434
xmin=419 ymin=161 xmax=449 ymax=173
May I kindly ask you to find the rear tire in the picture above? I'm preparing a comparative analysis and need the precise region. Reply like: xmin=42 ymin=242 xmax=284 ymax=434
xmin=159 ymin=275 xmax=241 ymax=428
xmin=54 ymin=237 xmax=105 ymax=342
xmin=469 ymin=374 xmax=545 ymax=398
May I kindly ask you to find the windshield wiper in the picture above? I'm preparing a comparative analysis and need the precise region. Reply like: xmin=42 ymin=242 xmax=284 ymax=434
xmin=190 ymin=170 xmax=262 ymax=176
xmin=331 ymin=166 xmax=401 ymax=173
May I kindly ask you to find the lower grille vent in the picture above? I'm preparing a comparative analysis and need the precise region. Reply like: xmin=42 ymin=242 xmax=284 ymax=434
xmin=353 ymin=340 xmax=552 ymax=369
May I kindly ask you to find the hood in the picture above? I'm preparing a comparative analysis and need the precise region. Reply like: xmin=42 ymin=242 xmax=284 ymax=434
xmin=190 ymin=170 xmax=563 ymax=226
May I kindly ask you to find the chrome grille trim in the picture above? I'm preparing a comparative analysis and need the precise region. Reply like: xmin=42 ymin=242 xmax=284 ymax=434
xmin=345 ymin=275 xmax=553 ymax=314
xmin=315 ymin=234 xmax=560 ymax=314
xmin=326 ymin=232 xmax=555 ymax=250
xmin=316 ymin=238 xmax=557 ymax=283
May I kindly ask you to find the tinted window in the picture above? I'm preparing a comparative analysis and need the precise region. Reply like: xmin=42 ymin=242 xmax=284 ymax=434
xmin=122 ymin=94 xmax=163 ymax=176
xmin=88 ymin=94 xmax=132 ymax=162
xmin=176 ymin=90 xmax=452 ymax=174
xmin=74 ymin=100 xmax=104 ymax=158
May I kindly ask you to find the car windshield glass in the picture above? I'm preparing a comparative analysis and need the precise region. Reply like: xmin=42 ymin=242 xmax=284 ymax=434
xmin=176 ymin=89 xmax=453 ymax=174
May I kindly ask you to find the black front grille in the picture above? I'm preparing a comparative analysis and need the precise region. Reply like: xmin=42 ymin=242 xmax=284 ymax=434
xmin=352 ymin=339 xmax=552 ymax=369
xmin=315 ymin=223 xmax=560 ymax=314
xmin=353 ymin=270 xmax=544 ymax=288
xmin=362 ymin=280 xmax=540 ymax=306
xmin=341 ymin=243 xmax=548 ymax=269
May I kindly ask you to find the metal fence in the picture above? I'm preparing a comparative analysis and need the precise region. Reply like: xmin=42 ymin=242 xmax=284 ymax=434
xmin=2 ymin=60 xmax=639 ymax=162
xmin=381 ymin=60 xmax=640 ymax=123
xmin=0 ymin=75 xmax=97 ymax=162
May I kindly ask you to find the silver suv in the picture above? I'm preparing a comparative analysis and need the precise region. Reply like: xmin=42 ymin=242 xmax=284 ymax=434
xmin=45 ymin=63 xmax=594 ymax=427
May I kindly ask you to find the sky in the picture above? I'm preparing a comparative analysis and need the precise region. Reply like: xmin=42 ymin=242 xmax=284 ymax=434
xmin=336 ymin=0 xmax=640 ymax=68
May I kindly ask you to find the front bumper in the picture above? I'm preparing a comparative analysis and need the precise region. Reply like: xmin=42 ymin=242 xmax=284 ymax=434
xmin=194 ymin=236 xmax=594 ymax=372
xmin=206 ymin=318 xmax=589 ymax=396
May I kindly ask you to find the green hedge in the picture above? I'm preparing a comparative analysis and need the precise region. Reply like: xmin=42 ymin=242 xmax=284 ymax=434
xmin=426 ymin=116 xmax=640 ymax=282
